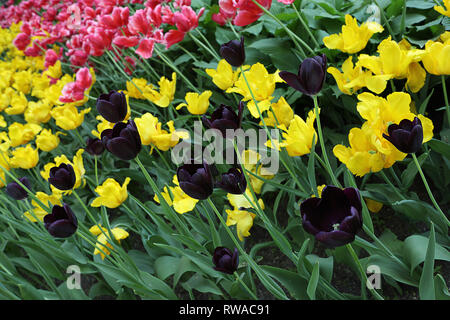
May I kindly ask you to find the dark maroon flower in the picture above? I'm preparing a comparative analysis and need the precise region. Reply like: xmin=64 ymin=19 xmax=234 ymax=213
xmin=44 ymin=204 xmax=78 ymax=238
xmin=216 ymin=166 xmax=247 ymax=194
xmin=96 ymin=90 xmax=128 ymax=123
xmin=300 ymin=185 xmax=362 ymax=248
xmin=86 ymin=137 xmax=105 ymax=156
xmin=5 ymin=177 xmax=31 ymax=200
xmin=177 ymin=161 xmax=213 ymax=200
xmin=382 ymin=117 xmax=423 ymax=154
xmin=219 ymin=37 xmax=245 ymax=67
xmin=202 ymin=102 xmax=243 ymax=138
xmin=101 ymin=120 xmax=141 ymax=161
xmin=279 ymin=54 xmax=327 ymax=96
xmin=48 ymin=163 xmax=76 ymax=190
xmin=213 ymin=247 xmax=239 ymax=274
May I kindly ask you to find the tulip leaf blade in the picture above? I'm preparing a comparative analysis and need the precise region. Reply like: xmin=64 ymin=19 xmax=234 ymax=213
xmin=419 ymin=222 xmax=436 ymax=300
xmin=307 ymin=261 xmax=320 ymax=300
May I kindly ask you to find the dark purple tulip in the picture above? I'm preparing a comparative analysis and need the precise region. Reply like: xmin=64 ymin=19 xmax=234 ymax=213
xmin=86 ymin=137 xmax=105 ymax=156
xmin=101 ymin=120 xmax=141 ymax=161
xmin=279 ymin=54 xmax=327 ymax=96
xmin=219 ymin=37 xmax=245 ymax=67
xmin=44 ymin=203 xmax=78 ymax=238
xmin=96 ymin=90 xmax=128 ymax=123
xmin=213 ymin=247 xmax=239 ymax=274
xmin=202 ymin=102 xmax=243 ymax=138
xmin=216 ymin=166 xmax=247 ymax=194
xmin=48 ymin=163 xmax=76 ymax=190
xmin=300 ymin=185 xmax=362 ymax=248
xmin=5 ymin=177 xmax=31 ymax=200
xmin=382 ymin=117 xmax=423 ymax=154
xmin=177 ymin=161 xmax=213 ymax=200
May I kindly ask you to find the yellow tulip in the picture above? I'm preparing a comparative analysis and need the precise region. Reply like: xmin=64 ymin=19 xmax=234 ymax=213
xmin=91 ymin=177 xmax=131 ymax=208
xmin=154 ymin=175 xmax=199 ymax=214
xmin=176 ymin=91 xmax=212 ymax=115
xmin=279 ymin=110 xmax=317 ymax=157
xmin=9 ymin=144 xmax=39 ymax=169
xmin=434 ymin=0 xmax=450 ymax=16
xmin=323 ymin=14 xmax=384 ymax=54
xmin=35 ymin=129 xmax=61 ymax=152
xmin=422 ymin=39 xmax=450 ymax=75
xmin=8 ymin=122 xmax=42 ymax=147
xmin=206 ymin=59 xmax=240 ymax=90
xmin=90 ymin=225 xmax=129 ymax=260
xmin=51 ymin=105 xmax=91 ymax=130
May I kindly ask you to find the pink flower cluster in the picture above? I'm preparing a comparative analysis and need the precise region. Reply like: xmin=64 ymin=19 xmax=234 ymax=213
xmin=60 ymin=68 xmax=93 ymax=103
xmin=1 ymin=0 xmax=205 ymax=72
xmin=212 ymin=0 xmax=271 ymax=27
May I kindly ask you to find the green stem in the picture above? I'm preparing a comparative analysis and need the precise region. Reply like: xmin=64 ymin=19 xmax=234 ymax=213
xmin=411 ymin=153 xmax=449 ymax=226
xmin=206 ymin=198 xmax=288 ymax=300
xmin=379 ymin=170 xmax=405 ymax=200
xmin=134 ymin=155 xmax=191 ymax=236
xmin=313 ymin=96 xmax=341 ymax=187
xmin=291 ymin=2 xmax=319 ymax=48
xmin=346 ymin=244 xmax=384 ymax=300
xmin=234 ymin=271 xmax=258 ymax=300
xmin=249 ymin=0 xmax=313 ymax=56
xmin=239 ymin=66 xmax=306 ymax=193
xmin=373 ymin=0 xmax=396 ymax=41
xmin=441 ymin=75 xmax=450 ymax=127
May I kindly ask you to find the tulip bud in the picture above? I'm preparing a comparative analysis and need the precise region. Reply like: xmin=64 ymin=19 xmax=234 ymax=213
xmin=96 ymin=90 xmax=128 ymax=123
xmin=48 ymin=163 xmax=76 ymax=190
xmin=101 ymin=120 xmax=142 ymax=161
xmin=177 ymin=161 xmax=213 ymax=200
xmin=5 ymin=177 xmax=31 ymax=200
xmin=213 ymin=247 xmax=239 ymax=274
xmin=279 ymin=54 xmax=327 ymax=96
xmin=86 ymin=137 xmax=105 ymax=156
xmin=202 ymin=102 xmax=243 ymax=138
xmin=216 ymin=166 xmax=247 ymax=194
xmin=44 ymin=203 xmax=78 ymax=238
xmin=382 ymin=117 xmax=423 ymax=154
xmin=219 ymin=37 xmax=245 ymax=67
xmin=300 ymin=185 xmax=362 ymax=248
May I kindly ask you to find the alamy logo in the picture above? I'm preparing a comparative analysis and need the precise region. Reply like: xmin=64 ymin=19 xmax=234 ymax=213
xmin=66 ymin=265 xmax=81 ymax=290
xmin=366 ymin=264 xmax=381 ymax=290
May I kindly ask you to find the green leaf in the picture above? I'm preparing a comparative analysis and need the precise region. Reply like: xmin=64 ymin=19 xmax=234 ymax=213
xmin=406 ymin=0 xmax=435 ymax=9
xmin=261 ymin=265 xmax=308 ymax=299
xmin=392 ymin=200 xmax=448 ymax=233
xmin=367 ymin=254 xmax=418 ymax=287
xmin=307 ymin=261 xmax=320 ymax=300
xmin=182 ymin=274 xmax=222 ymax=295
xmin=154 ymin=256 xmax=179 ymax=281
xmin=419 ymin=223 xmax=435 ymax=300
xmin=305 ymin=254 xmax=334 ymax=283
xmin=404 ymin=235 xmax=450 ymax=273
xmin=434 ymin=274 xmax=450 ymax=300
xmin=401 ymin=153 xmax=428 ymax=188
xmin=427 ymin=139 xmax=450 ymax=159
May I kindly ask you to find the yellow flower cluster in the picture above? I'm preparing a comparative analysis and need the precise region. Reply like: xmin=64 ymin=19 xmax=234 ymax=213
xmin=89 ymin=225 xmax=129 ymax=260
xmin=0 ymin=23 xmax=97 ymax=186
xmin=134 ymin=112 xmax=188 ymax=153
xmin=224 ymin=150 xmax=272 ymax=241
xmin=327 ymin=16 xmax=450 ymax=95
xmin=91 ymin=177 xmax=131 ymax=209
xmin=154 ymin=175 xmax=199 ymax=214
xmin=226 ymin=63 xmax=284 ymax=118
xmin=323 ymin=14 xmax=384 ymax=54
xmin=126 ymin=73 xmax=176 ymax=108
xmin=333 ymin=92 xmax=433 ymax=177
